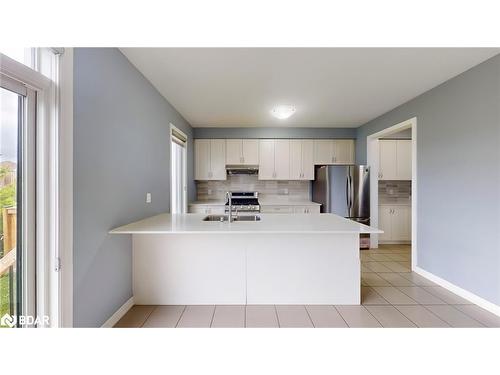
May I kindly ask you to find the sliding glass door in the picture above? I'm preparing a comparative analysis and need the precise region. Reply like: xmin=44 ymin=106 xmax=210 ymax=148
xmin=0 ymin=75 xmax=36 ymax=328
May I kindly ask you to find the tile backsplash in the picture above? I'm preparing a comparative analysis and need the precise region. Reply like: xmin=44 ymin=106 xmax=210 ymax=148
xmin=378 ymin=180 xmax=411 ymax=202
xmin=196 ymin=175 xmax=310 ymax=201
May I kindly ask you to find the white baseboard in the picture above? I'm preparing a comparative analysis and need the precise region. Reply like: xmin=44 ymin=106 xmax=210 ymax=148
xmin=414 ymin=266 xmax=500 ymax=317
xmin=101 ymin=297 xmax=134 ymax=328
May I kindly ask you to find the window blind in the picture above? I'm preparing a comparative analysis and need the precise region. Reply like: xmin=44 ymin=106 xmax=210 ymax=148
xmin=171 ymin=127 xmax=187 ymax=147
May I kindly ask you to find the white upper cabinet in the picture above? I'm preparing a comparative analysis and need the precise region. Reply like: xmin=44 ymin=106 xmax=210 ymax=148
xmin=333 ymin=139 xmax=355 ymax=165
xmin=290 ymin=140 xmax=314 ymax=180
xmin=274 ymin=140 xmax=290 ymax=180
xmin=195 ymin=139 xmax=211 ymax=180
xmin=258 ymin=140 xmax=275 ymax=180
xmin=379 ymin=139 xmax=411 ymax=180
xmin=379 ymin=140 xmax=397 ymax=180
xmin=225 ymin=139 xmax=259 ymax=165
xmin=242 ymin=139 xmax=259 ymax=165
xmin=313 ymin=139 xmax=355 ymax=165
xmin=314 ymin=140 xmax=334 ymax=164
xmin=396 ymin=140 xmax=412 ymax=180
xmin=194 ymin=139 xmax=227 ymax=180
xmin=258 ymin=139 xmax=290 ymax=180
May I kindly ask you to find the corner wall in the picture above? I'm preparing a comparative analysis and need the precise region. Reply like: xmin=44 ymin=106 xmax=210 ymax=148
xmin=356 ymin=53 xmax=500 ymax=306
xmin=73 ymin=48 xmax=194 ymax=327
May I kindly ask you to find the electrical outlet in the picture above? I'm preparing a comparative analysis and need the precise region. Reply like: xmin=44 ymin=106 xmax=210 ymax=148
xmin=146 ymin=193 xmax=152 ymax=203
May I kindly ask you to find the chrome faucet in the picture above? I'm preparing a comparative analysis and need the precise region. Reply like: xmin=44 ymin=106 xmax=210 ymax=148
xmin=226 ymin=191 xmax=233 ymax=222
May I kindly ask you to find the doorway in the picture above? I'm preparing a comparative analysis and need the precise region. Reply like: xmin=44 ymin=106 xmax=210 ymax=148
xmin=170 ymin=124 xmax=187 ymax=214
xmin=366 ymin=117 xmax=417 ymax=271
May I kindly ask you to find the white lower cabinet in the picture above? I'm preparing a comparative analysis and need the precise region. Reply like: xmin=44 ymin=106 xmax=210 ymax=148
xmin=378 ymin=205 xmax=411 ymax=243
xmin=260 ymin=205 xmax=294 ymax=214
xmin=188 ymin=205 xmax=225 ymax=214
xmin=293 ymin=206 xmax=321 ymax=214
xmin=261 ymin=205 xmax=320 ymax=214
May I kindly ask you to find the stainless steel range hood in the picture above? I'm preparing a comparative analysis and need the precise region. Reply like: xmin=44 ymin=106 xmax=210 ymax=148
xmin=226 ymin=165 xmax=259 ymax=175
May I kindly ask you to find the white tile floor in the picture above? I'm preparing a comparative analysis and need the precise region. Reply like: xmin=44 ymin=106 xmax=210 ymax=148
xmin=114 ymin=245 xmax=500 ymax=328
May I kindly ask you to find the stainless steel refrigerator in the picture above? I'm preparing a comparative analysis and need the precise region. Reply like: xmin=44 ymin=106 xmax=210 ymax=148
xmin=312 ymin=165 xmax=371 ymax=248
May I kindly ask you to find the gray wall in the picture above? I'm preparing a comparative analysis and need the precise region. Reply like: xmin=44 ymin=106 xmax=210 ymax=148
xmin=73 ymin=48 xmax=194 ymax=327
xmin=194 ymin=127 xmax=356 ymax=139
xmin=356 ymin=54 xmax=500 ymax=305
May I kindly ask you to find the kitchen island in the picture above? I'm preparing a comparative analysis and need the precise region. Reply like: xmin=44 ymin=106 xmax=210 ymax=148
xmin=110 ymin=213 xmax=381 ymax=305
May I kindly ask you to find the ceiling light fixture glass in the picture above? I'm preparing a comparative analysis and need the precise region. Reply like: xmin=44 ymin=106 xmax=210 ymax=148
xmin=271 ymin=105 xmax=296 ymax=120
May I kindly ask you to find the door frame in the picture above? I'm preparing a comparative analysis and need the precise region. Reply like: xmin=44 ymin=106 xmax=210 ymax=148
xmin=366 ymin=117 xmax=417 ymax=271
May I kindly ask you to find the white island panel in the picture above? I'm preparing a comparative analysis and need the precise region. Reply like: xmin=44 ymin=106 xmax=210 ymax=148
xmin=246 ymin=234 xmax=360 ymax=304
xmin=133 ymin=234 xmax=246 ymax=305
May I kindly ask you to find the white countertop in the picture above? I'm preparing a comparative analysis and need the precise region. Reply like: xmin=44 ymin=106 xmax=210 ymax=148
xmin=379 ymin=199 xmax=411 ymax=206
xmin=110 ymin=213 xmax=381 ymax=235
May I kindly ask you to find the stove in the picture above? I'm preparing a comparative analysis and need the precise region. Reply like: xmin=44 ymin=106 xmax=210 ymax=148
xmin=225 ymin=191 xmax=260 ymax=213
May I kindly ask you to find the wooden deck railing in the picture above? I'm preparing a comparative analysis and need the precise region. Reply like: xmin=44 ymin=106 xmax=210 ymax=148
xmin=1 ymin=207 xmax=17 ymax=276
xmin=0 ymin=248 xmax=16 ymax=276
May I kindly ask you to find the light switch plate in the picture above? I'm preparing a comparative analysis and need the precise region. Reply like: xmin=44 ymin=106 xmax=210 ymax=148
xmin=146 ymin=193 xmax=152 ymax=203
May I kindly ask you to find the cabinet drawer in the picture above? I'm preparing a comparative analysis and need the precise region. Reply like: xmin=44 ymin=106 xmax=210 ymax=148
xmin=293 ymin=206 xmax=320 ymax=214
xmin=189 ymin=206 xmax=225 ymax=214
xmin=260 ymin=206 xmax=294 ymax=214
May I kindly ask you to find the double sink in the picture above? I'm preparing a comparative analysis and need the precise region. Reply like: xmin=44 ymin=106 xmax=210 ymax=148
xmin=202 ymin=214 xmax=261 ymax=222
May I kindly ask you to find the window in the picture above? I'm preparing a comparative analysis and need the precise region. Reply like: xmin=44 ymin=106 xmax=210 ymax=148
xmin=170 ymin=125 xmax=187 ymax=214
xmin=0 ymin=48 xmax=71 ymax=327
xmin=0 ymin=74 xmax=36 ymax=327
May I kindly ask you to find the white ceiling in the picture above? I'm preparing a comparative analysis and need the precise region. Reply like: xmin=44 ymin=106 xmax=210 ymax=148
xmin=121 ymin=48 xmax=499 ymax=128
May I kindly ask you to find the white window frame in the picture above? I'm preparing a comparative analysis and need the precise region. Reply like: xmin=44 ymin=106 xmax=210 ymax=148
xmin=0 ymin=49 xmax=73 ymax=327
xmin=0 ymin=73 xmax=36 ymax=325
xmin=170 ymin=123 xmax=188 ymax=214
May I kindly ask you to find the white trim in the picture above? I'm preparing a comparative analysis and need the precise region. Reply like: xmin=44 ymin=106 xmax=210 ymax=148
xmin=0 ymin=53 xmax=51 ymax=91
xmin=58 ymin=48 xmax=74 ymax=327
xmin=22 ymin=87 xmax=37 ymax=325
xmin=414 ymin=267 xmax=500 ymax=317
xmin=101 ymin=297 xmax=135 ymax=328
xmin=366 ymin=117 xmax=417 ymax=271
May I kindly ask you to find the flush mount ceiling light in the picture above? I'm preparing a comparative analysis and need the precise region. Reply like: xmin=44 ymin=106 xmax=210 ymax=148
xmin=271 ymin=105 xmax=296 ymax=120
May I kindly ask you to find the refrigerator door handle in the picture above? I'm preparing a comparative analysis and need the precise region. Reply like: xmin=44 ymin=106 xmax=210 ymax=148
xmin=345 ymin=175 xmax=350 ymax=213
xmin=349 ymin=174 xmax=353 ymax=210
